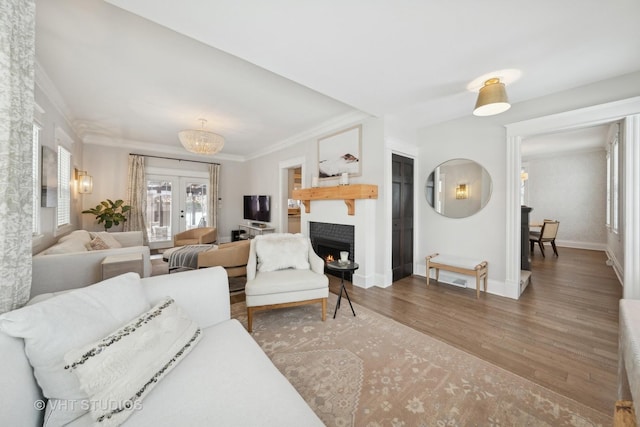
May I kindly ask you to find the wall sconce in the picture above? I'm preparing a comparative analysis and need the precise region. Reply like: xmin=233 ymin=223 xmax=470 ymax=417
xmin=455 ymin=184 xmax=468 ymax=199
xmin=520 ymin=171 xmax=529 ymax=181
xmin=75 ymin=168 xmax=93 ymax=194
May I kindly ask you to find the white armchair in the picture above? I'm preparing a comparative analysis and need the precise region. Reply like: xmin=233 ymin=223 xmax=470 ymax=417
xmin=245 ymin=233 xmax=328 ymax=332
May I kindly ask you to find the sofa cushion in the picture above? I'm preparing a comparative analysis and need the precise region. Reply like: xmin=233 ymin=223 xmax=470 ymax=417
xmin=41 ymin=238 xmax=89 ymax=255
xmin=64 ymin=298 xmax=201 ymax=426
xmin=58 ymin=230 xmax=92 ymax=245
xmin=65 ymin=319 xmax=323 ymax=427
xmin=255 ymin=234 xmax=310 ymax=272
xmin=0 ymin=273 xmax=149 ymax=425
xmin=89 ymin=232 xmax=122 ymax=249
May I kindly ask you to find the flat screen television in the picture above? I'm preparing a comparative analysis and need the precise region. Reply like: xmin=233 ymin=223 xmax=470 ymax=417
xmin=243 ymin=195 xmax=271 ymax=223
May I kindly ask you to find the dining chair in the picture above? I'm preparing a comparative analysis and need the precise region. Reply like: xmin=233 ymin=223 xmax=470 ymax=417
xmin=529 ymin=220 xmax=560 ymax=257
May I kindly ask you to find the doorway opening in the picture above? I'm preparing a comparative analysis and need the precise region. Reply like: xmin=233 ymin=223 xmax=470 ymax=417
xmin=506 ymin=97 xmax=640 ymax=299
xmin=278 ymin=157 xmax=305 ymax=234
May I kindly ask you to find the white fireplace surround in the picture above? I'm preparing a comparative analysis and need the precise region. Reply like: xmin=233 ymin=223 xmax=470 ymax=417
xmin=301 ymin=198 xmax=376 ymax=288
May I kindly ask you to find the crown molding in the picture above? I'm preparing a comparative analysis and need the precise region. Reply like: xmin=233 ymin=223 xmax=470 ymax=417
xmin=73 ymin=111 xmax=370 ymax=164
xmin=82 ymin=134 xmax=244 ymax=162
xmin=34 ymin=59 xmax=76 ymax=130
xmin=244 ymin=110 xmax=371 ymax=161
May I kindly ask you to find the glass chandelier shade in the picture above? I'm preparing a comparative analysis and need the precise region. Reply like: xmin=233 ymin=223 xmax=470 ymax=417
xmin=178 ymin=119 xmax=225 ymax=155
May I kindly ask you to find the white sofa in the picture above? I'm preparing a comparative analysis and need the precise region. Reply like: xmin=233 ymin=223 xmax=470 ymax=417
xmin=0 ymin=267 xmax=323 ymax=426
xmin=32 ymin=230 xmax=151 ymax=298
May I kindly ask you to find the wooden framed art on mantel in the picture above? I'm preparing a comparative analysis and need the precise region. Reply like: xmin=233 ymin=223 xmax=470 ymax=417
xmin=317 ymin=125 xmax=362 ymax=180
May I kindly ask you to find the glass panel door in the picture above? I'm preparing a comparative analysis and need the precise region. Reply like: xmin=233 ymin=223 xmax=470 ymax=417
xmin=182 ymin=180 xmax=208 ymax=231
xmin=146 ymin=175 xmax=209 ymax=248
xmin=146 ymin=178 xmax=173 ymax=244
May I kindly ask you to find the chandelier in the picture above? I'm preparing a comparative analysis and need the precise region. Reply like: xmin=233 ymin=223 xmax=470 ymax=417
xmin=178 ymin=119 xmax=225 ymax=155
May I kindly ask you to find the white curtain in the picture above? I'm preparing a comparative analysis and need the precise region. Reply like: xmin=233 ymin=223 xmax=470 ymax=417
xmin=124 ymin=155 xmax=149 ymax=245
xmin=0 ymin=0 xmax=36 ymax=314
xmin=208 ymin=164 xmax=220 ymax=229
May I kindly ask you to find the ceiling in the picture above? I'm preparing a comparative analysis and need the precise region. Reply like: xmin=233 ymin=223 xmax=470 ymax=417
xmin=522 ymin=124 xmax=612 ymax=160
xmin=35 ymin=0 xmax=640 ymax=161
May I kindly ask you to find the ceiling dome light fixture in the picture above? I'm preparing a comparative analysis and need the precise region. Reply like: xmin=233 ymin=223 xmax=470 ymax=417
xmin=473 ymin=77 xmax=511 ymax=117
xmin=178 ymin=118 xmax=225 ymax=155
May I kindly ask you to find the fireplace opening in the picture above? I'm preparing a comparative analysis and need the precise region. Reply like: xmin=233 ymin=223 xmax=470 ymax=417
xmin=309 ymin=222 xmax=355 ymax=281
xmin=314 ymin=237 xmax=352 ymax=280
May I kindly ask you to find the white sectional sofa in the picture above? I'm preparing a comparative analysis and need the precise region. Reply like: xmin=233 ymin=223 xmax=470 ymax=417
xmin=32 ymin=230 xmax=151 ymax=298
xmin=0 ymin=267 xmax=323 ymax=426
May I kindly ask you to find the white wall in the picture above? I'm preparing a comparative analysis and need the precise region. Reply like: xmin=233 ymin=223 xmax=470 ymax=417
xmin=82 ymin=144 xmax=249 ymax=242
xmin=526 ymin=149 xmax=607 ymax=250
xmin=245 ymin=115 xmax=387 ymax=287
xmin=416 ymin=116 xmax=507 ymax=293
xmin=416 ymin=71 xmax=640 ymax=298
xmin=32 ymin=83 xmax=84 ymax=254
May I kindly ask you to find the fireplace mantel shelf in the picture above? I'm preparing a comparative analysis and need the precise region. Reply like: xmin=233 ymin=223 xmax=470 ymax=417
xmin=292 ymin=184 xmax=378 ymax=216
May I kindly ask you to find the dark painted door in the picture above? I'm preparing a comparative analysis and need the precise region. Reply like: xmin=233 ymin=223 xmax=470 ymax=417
xmin=392 ymin=154 xmax=414 ymax=281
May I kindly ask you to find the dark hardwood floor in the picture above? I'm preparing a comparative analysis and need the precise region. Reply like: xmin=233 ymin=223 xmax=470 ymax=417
xmin=233 ymin=247 xmax=622 ymax=415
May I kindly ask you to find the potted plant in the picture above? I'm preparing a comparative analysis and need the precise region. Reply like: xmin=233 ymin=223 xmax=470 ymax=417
xmin=82 ymin=199 xmax=132 ymax=231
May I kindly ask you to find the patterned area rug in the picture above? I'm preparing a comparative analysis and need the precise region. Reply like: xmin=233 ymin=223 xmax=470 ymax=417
xmin=231 ymin=295 xmax=609 ymax=426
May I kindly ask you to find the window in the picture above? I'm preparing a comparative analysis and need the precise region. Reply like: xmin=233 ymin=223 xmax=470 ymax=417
xmin=606 ymin=151 xmax=611 ymax=227
xmin=57 ymin=146 xmax=71 ymax=227
xmin=520 ymin=164 xmax=529 ymax=206
xmin=606 ymin=123 xmax=620 ymax=234
xmin=32 ymin=124 xmax=40 ymax=235
xmin=612 ymin=131 xmax=619 ymax=233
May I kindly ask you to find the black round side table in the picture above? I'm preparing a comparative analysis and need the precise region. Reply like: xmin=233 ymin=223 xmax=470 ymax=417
xmin=326 ymin=261 xmax=358 ymax=318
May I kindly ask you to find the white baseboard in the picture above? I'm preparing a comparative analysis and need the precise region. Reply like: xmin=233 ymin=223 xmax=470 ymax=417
xmin=556 ymin=240 xmax=606 ymax=251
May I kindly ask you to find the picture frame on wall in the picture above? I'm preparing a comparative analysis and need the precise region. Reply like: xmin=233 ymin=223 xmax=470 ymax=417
xmin=317 ymin=124 xmax=362 ymax=179
xmin=41 ymin=146 xmax=57 ymax=207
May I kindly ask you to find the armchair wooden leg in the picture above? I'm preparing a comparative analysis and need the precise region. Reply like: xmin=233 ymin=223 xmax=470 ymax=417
xmin=321 ymin=298 xmax=327 ymax=321
xmin=538 ymin=241 xmax=545 ymax=257
xmin=551 ymin=240 xmax=559 ymax=256
xmin=247 ymin=307 xmax=253 ymax=333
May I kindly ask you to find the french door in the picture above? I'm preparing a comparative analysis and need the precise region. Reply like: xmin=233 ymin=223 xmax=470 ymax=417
xmin=146 ymin=175 xmax=209 ymax=248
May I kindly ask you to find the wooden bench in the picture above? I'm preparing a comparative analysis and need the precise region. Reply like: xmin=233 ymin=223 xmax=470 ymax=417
xmin=425 ymin=253 xmax=488 ymax=298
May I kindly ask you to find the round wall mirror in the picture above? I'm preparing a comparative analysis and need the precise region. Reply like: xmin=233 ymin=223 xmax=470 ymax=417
xmin=425 ymin=159 xmax=492 ymax=218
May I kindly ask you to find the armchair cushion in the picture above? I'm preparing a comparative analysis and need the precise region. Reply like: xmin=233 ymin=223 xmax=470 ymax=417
xmin=246 ymin=269 xmax=328 ymax=296
xmin=255 ymin=233 xmax=310 ymax=272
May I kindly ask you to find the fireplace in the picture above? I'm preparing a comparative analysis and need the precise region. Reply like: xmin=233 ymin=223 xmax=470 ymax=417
xmin=309 ymin=222 xmax=355 ymax=280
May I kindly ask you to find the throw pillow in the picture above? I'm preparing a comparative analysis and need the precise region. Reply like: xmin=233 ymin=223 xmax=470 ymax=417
xmin=255 ymin=233 xmax=310 ymax=272
xmin=0 ymin=273 xmax=149 ymax=425
xmin=90 ymin=232 xmax=123 ymax=249
xmin=64 ymin=298 xmax=202 ymax=426
xmin=88 ymin=235 xmax=111 ymax=251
